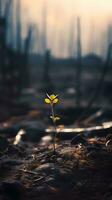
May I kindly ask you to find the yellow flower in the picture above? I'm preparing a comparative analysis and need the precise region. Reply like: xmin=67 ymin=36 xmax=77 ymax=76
xmin=45 ymin=93 xmax=59 ymax=104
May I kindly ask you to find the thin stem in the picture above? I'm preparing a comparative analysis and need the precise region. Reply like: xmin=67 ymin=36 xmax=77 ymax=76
xmin=51 ymin=104 xmax=57 ymax=153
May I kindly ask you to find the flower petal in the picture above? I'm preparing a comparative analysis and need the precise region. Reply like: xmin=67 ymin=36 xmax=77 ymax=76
xmin=53 ymin=98 xmax=58 ymax=104
xmin=45 ymin=98 xmax=51 ymax=104
xmin=49 ymin=94 xmax=56 ymax=100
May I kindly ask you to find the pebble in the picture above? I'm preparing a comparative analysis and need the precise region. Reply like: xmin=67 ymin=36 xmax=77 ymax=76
xmin=35 ymin=163 xmax=59 ymax=175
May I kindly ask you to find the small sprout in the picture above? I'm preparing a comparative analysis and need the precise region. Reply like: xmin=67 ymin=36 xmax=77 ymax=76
xmin=44 ymin=93 xmax=60 ymax=153
xmin=50 ymin=116 xmax=60 ymax=122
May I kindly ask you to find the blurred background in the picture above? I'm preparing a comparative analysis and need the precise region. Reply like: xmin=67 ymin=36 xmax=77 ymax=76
xmin=0 ymin=0 xmax=112 ymax=124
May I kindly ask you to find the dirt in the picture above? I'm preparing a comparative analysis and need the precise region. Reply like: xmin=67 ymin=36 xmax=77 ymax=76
xmin=0 ymin=132 xmax=112 ymax=200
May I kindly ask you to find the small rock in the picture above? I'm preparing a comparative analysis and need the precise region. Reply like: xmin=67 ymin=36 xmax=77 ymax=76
xmin=45 ymin=176 xmax=56 ymax=184
xmin=40 ymin=159 xmax=47 ymax=164
xmin=35 ymin=163 xmax=59 ymax=175
xmin=37 ymin=163 xmax=54 ymax=170
xmin=57 ymin=158 xmax=63 ymax=163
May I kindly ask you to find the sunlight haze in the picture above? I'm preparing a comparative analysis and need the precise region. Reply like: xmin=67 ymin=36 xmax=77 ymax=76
xmin=21 ymin=0 xmax=112 ymax=57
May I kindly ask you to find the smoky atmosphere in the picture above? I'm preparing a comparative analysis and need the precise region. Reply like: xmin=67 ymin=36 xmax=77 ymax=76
xmin=0 ymin=1 xmax=112 ymax=200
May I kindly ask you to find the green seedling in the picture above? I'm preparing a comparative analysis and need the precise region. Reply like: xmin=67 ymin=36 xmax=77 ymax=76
xmin=45 ymin=93 xmax=60 ymax=153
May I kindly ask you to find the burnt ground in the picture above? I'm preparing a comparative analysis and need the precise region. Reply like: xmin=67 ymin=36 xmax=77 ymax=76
xmin=0 ymin=109 xmax=112 ymax=200
xmin=0 ymin=135 xmax=112 ymax=200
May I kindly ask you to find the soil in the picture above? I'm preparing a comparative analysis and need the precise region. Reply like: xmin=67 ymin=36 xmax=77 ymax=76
xmin=0 ymin=131 xmax=112 ymax=200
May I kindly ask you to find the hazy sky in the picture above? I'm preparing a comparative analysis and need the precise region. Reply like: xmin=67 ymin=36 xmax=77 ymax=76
xmin=20 ymin=0 xmax=112 ymax=57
